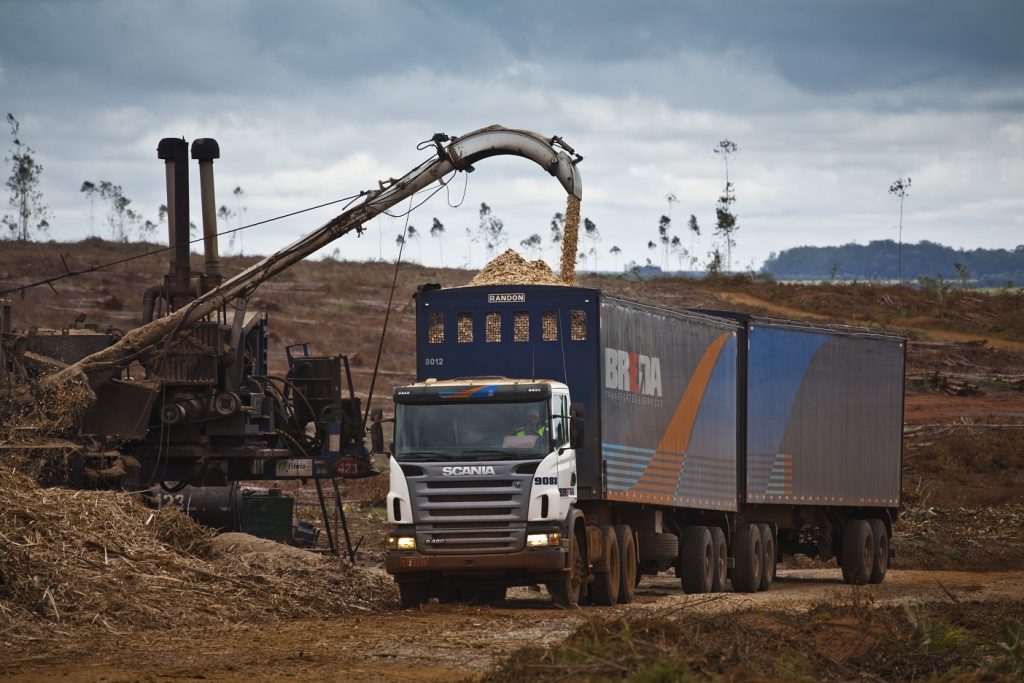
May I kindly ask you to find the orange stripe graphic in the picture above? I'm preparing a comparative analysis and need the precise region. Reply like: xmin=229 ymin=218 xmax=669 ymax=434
xmin=632 ymin=332 xmax=732 ymax=499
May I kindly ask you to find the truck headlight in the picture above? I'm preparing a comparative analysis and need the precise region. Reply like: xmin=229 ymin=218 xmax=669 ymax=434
xmin=526 ymin=532 xmax=561 ymax=548
xmin=387 ymin=535 xmax=416 ymax=551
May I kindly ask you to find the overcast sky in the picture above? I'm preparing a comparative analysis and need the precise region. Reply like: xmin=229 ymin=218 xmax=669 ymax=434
xmin=2 ymin=0 xmax=1022 ymax=273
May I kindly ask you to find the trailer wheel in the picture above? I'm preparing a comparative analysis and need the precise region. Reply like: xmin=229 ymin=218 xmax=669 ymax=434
xmin=757 ymin=523 xmax=776 ymax=592
xmin=868 ymin=518 xmax=889 ymax=584
xmin=615 ymin=525 xmax=638 ymax=603
xmin=397 ymin=579 xmax=430 ymax=608
xmin=731 ymin=524 xmax=762 ymax=593
xmin=841 ymin=519 xmax=874 ymax=585
xmin=546 ymin=531 xmax=584 ymax=608
xmin=589 ymin=526 xmax=620 ymax=606
xmin=710 ymin=527 xmax=728 ymax=592
xmin=680 ymin=526 xmax=714 ymax=594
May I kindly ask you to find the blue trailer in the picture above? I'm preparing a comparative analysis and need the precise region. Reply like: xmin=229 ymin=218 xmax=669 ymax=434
xmin=383 ymin=284 xmax=905 ymax=607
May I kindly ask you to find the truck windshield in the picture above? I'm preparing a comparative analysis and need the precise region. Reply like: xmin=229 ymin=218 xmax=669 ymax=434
xmin=394 ymin=400 xmax=551 ymax=461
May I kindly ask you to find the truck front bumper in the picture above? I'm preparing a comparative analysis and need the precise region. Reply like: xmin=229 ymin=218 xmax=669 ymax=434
xmin=385 ymin=545 xmax=569 ymax=580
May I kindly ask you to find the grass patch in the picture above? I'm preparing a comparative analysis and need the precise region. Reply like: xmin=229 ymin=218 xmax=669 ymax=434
xmin=484 ymin=599 xmax=1024 ymax=682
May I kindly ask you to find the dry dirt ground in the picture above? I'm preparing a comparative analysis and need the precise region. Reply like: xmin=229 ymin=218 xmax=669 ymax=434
xmin=4 ymin=568 xmax=1024 ymax=682
xmin=4 ymin=240 xmax=1024 ymax=681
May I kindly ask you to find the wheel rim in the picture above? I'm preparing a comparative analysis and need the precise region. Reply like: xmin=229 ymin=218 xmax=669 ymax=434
xmin=863 ymin=534 xmax=873 ymax=574
xmin=703 ymin=542 xmax=713 ymax=583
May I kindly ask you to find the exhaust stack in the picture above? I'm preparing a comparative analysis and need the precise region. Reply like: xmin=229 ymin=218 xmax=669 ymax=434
xmin=156 ymin=137 xmax=191 ymax=308
xmin=191 ymin=138 xmax=223 ymax=292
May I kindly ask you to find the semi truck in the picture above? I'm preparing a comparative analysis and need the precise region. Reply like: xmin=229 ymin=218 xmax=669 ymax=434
xmin=382 ymin=284 xmax=905 ymax=607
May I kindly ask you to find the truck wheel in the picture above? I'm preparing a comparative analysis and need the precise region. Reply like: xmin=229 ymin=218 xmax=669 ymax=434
xmin=615 ymin=524 xmax=638 ymax=604
xmin=868 ymin=518 xmax=889 ymax=584
xmin=589 ymin=526 xmax=620 ymax=606
xmin=546 ymin=532 xmax=584 ymax=608
xmin=680 ymin=526 xmax=714 ymax=594
xmin=841 ymin=519 xmax=874 ymax=585
xmin=731 ymin=524 xmax=762 ymax=593
xmin=397 ymin=579 xmax=430 ymax=608
xmin=710 ymin=527 xmax=728 ymax=592
xmin=757 ymin=523 xmax=775 ymax=592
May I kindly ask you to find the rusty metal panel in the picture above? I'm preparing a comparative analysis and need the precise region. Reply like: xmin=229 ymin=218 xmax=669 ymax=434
xmin=147 ymin=322 xmax=222 ymax=384
xmin=745 ymin=320 xmax=904 ymax=508
xmin=600 ymin=298 xmax=740 ymax=511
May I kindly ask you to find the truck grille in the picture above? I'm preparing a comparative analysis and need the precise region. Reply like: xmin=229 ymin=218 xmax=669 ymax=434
xmin=406 ymin=460 xmax=536 ymax=555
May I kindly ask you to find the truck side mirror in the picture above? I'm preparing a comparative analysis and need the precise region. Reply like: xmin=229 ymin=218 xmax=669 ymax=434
xmin=370 ymin=422 xmax=385 ymax=453
xmin=369 ymin=408 xmax=384 ymax=453
xmin=569 ymin=403 xmax=584 ymax=449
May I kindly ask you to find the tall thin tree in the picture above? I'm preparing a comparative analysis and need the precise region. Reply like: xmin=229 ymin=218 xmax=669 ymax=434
xmin=888 ymin=177 xmax=911 ymax=283
xmin=3 ymin=113 xmax=50 ymax=241
xmin=430 ymin=217 xmax=445 ymax=265
xmin=713 ymin=139 xmax=740 ymax=271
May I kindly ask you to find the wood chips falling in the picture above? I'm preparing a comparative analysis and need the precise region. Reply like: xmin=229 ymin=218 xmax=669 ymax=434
xmin=558 ymin=194 xmax=581 ymax=284
xmin=0 ymin=458 xmax=397 ymax=644
xmin=468 ymin=249 xmax=565 ymax=286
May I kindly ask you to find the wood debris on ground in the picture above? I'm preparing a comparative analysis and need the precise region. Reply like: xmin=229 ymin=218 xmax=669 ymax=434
xmin=0 ymin=457 xmax=397 ymax=645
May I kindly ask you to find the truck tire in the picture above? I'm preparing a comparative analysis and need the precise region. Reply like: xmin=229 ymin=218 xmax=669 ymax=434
xmin=868 ymin=518 xmax=889 ymax=584
xmin=589 ymin=526 xmax=620 ymax=606
xmin=397 ymin=579 xmax=430 ymax=608
xmin=710 ymin=527 xmax=728 ymax=592
xmin=680 ymin=526 xmax=714 ymax=594
xmin=615 ymin=524 xmax=638 ymax=604
xmin=546 ymin=531 xmax=584 ymax=608
xmin=841 ymin=519 xmax=874 ymax=585
xmin=731 ymin=524 xmax=762 ymax=593
xmin=757 ymin=523 xmax=775 ymax=592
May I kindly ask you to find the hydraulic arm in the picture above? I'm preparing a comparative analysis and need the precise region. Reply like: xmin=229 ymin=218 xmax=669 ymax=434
xmin=43 ymin=125 xmax=583 ymax=392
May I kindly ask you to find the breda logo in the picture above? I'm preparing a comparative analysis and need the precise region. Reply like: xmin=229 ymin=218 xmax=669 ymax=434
xmin=605 ymin=348 xmax=662 ymax=397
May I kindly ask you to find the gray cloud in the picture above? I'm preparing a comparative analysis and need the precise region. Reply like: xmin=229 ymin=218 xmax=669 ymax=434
xmin=2 ymin=0 xmax=1022 ymax=274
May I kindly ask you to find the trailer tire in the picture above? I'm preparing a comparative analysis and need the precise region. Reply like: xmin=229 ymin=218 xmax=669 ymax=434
xmin=546 ymin=531 xmax=585 ymax=608
xmin=589 ymin=526 xmax=620 ymax=606
xmin=710 ymin=527 xmax=728 ymax=592
xmin=615 ymin=525 xmax=638 ymax=604
xmin=731 ymin=524 xmax=762 ymax=593
xmin=868 ymin=518 xmax=889 ymax=584
xmin=841 ymin=519 xmax=874 ymax=585
xmin=680 ymin=526 xmax=715 ymax=594
xmin=397 ymin=579 xmax=430 ymax=608
xmin=757 ymin=523 xmax=775 ymax=592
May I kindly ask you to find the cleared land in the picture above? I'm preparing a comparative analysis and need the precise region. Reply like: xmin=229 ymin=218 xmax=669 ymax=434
xmin=3 ymin=239 xmax=1024 ymax=681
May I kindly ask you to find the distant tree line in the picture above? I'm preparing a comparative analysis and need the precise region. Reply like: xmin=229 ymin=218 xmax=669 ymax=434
xmin=763 ymin=240 xmax=1024 ymax=287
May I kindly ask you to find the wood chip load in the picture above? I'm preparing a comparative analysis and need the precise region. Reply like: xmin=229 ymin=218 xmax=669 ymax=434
xmin=468 ymin=249 xmax=564 ymax=286
xmin=468 ymin=193 xmax=582 ymax=287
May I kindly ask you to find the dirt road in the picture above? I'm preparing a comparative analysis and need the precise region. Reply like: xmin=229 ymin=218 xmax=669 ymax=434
xmin=5 ymin=568 xmax=1024 ymax=682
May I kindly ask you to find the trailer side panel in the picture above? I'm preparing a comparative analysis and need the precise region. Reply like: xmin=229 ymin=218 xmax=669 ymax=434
xmin=745 ymin=322 xmax=904 ymax=507
xmin=599 ymin=298 xmax=740 ymax=511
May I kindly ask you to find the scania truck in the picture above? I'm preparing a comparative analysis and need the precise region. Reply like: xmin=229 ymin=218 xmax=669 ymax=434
xmin=381 ymin=285 xmax=905 ymax=607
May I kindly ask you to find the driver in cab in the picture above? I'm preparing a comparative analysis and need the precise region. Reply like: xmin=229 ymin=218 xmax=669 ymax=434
xmin=515 ymin=410 xmax=547 ymax=438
